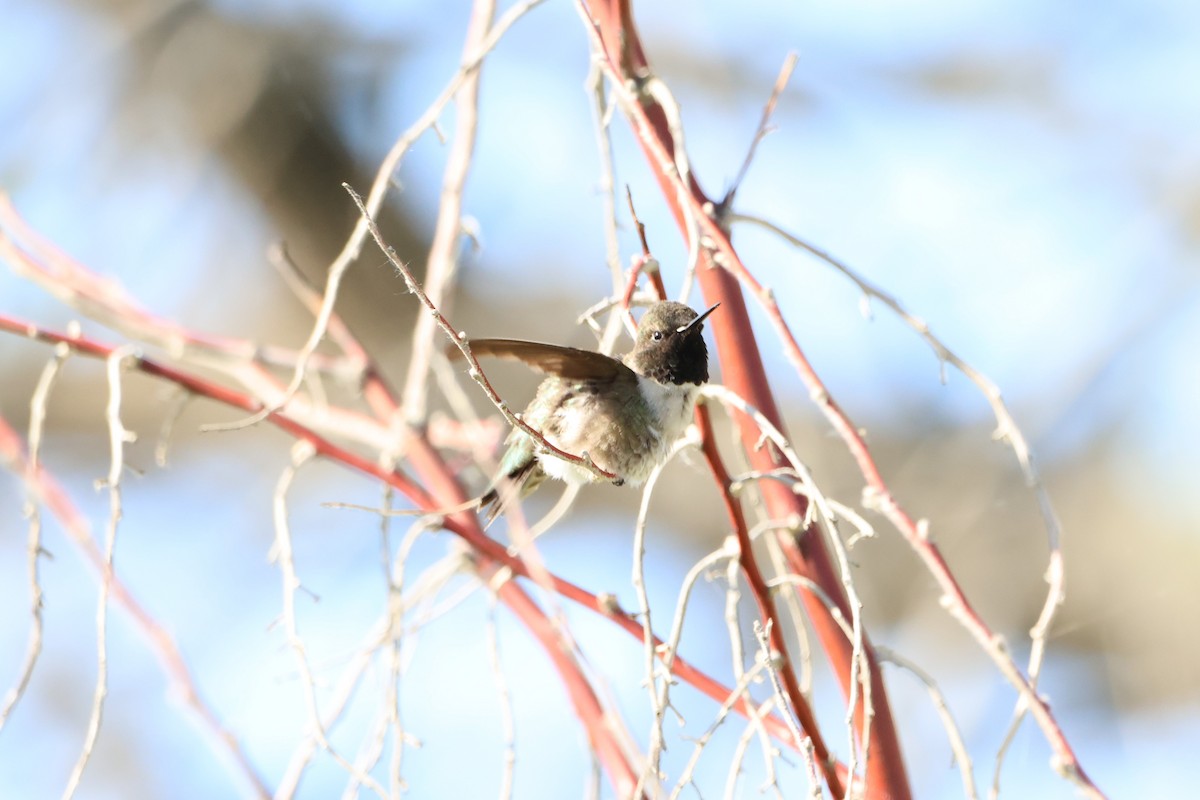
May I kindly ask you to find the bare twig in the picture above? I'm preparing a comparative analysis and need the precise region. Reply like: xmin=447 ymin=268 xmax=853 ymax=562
xmin=721 ymin=52 xmax=798 ymax=211
xmin=669 ymin=660 xmax=767 ymax=800
xmin=753 ymin=620 xmax=818 ymax=793
xmin=632 ymin=431 xmax=710 ymax=795
xmin=723 ymin=697 xmax=785 ymax=800
xmin=0 ymin=312 xmax=816 ymax=759
xmin=153 ymin=386 xmax=191 ymax=468
xmin=586 ymin=61 xmax=625 ymax=294
xmin=875 ymin=646 xmax=979 ymax=800
xmin=401 ymin=0 xmax=494 ymax=424
xmin=271 ymin=441 xmax=388 ymax=799
xmin=62 ymin=348 xmax=133 ymax=799
xmin=579 ymin=3 xmax=1096 ymax=791
xmin=485 ymin=598 xmax=517 ymax=800
xmin=207 ymin=0 xmax=549 ymax=432
xmin=0 ymin=345 xmax=67 ymax=732
xmin=694 ymin=404 xmax=843 ymax=796
xmin=719 ymin=538 xmax=790 ymax=796
xmin=345 ymin=182 xmax=618 ymax=484
xmin=630 ymin=462 xmax=671 ymax=791
xmin=275 ymin=553 xmax=459 ymax=799
xmin=576 ymin=5 xmax=913 ymax=795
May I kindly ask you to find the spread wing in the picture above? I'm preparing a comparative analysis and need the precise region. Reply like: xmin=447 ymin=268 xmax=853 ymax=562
xmin=453 ymin=339 xmax=636 ymax=385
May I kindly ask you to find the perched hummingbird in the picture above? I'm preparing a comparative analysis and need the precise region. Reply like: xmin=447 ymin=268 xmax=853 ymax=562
xmin=463 ymin=300 xmax=718 ymax=523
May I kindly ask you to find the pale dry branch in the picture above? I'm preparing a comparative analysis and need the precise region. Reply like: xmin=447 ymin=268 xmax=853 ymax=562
xmin=723 ymin=697 xmax=786 ymax=800
xmin=701 ymin=383 xmax=875 ymax=787
xmin=753 ymin=620 xmax=818 ymax=794
xmin=384 ymin=513 xmax=445 ymax=795
xmin=401 ymin=0 xmax=493 ymax=425
xmin=345 ymin=182 xmax=619 ymax=485
xmin=153 ymin=386 xmax=191 ymax=468
xmin=668 ymin=660 xmax=768 ymax=800
xmin=0 ymin=345 xmax=67 ymax=732
xmin=584 ymin=58 xmax=626 ymax=297
xmin=271 ymin=441 xmax=388 ymax=800
xmin=275 ymin=550 xmax=461 ymax=800
xmin=722 ymin=52 xmax=798 ymax=211
xmin=729 ymin=211 xmax=1069 ymax=794
xmin=485 ymin=598 xmax=517 ymax=800
xmin=691 ymin=400 xmax=844 ymax=794
xmin=632 ymin=432 xmax=704 ymax=794
xmin=217 ymin=0 xmax=549 ymax=432
xmin=875 ymin=646 xmax=979 ymax=800
xmin=341 ymin=712 xmax=390 ymax=800
xmin=721 ymin=544 xmax=786 ymax=795
xmin=61 ymin=348 xmax=133 ymax=800
xmin=760 ymin=531 xmax=815 ymax=696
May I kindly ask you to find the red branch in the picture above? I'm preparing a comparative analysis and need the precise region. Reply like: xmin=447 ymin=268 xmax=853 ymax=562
xmin=583 ymin=2 xmax=1106 ymax=797
xmin=5 ymin=167 xmax=646 ymax=785
xmin=0 ymin=313 xmax=816 ymax=768
xmin=0 ymin=311 xmax=644 ymax=794
xmin=623 ymin=205 xmax=841 ymax=793
xmin=0 ymin=416 xmax=273 ymax=798
xmin=696 ymin=406 xmax=843 ymax=795
xmin=583 ymin=1 xmax=912 ymax=796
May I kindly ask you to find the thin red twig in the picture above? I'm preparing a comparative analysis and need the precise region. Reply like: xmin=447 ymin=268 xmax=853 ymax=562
xmin=580 ymin=1 xmax=914 ymax=795
xmin=696 ymin=405 xmax=843 ymax=796
xmin=0 ymin=312 xmax=819 ymax=762
xmin=580 ymin=2 xmax=1104 ymax=797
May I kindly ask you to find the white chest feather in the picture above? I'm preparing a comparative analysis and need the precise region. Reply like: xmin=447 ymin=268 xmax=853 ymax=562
xmin=637 ymin=376 xmax=698 ymax=444
xmin=538 ymin=377 xmax=700 ymax=487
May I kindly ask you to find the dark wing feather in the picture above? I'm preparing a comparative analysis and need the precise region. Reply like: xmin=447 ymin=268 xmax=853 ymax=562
xmin=455 ymin=339 xmax=636 ymax=385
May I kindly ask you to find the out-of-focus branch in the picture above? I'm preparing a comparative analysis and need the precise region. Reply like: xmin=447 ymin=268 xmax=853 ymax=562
xmin=0 ymin=311 xmax=806 ymax=762
xmin=0 ymin=347 xmax=65 ymax=733
xmin=400 ymin=0 xmax=493 ymax=425
xmin=0 ymin=200 xmax=401 ymax=452
xmin=632 ymin=435 xmax=703 ymax=794
xmin=720 ymin=53 xmax=797 ymax=213
xmin=0 ymin=415 xmax=272 ymax=799
xmin=0 ymin=195 xmax=350 ymax=377
xmin=271 ymin=441 xmax=389 ymax=799
xmin=345 ymin=183 xmax=620 ymax=485
xmin=61 ymin=348 xmax=132 ymax=800
xmin=875 ymin=646 xmax=979 ymax=800
xmin=255 ymin=0 xmax=549 ymax=430
xmin=753 ymin=620 xmax=822 ymax=797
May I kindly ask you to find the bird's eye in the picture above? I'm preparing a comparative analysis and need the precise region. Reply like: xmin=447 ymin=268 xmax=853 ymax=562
xmin=652 ymin=330 xmax=664 ymax=341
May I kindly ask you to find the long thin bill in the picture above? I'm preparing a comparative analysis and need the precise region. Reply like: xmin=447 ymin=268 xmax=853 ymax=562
xmin=677 ymin=302 xmax=720 ymax=333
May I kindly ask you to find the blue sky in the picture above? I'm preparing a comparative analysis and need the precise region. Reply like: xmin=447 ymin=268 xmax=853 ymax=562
xmin=2 ymin=0 xmax=1198 ymax=797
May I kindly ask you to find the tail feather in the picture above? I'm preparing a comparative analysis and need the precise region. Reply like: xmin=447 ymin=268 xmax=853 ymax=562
xmin=479 ymin=460 xmax=545 ymax=528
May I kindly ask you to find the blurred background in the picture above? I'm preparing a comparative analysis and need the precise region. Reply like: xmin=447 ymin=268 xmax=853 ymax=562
xmin=2 ymin=0 xmax=1198 ymax=797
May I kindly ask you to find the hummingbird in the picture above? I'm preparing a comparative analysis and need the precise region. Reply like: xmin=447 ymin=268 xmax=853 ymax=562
xmin=461 ymin=300 xmax=718 ymax=523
